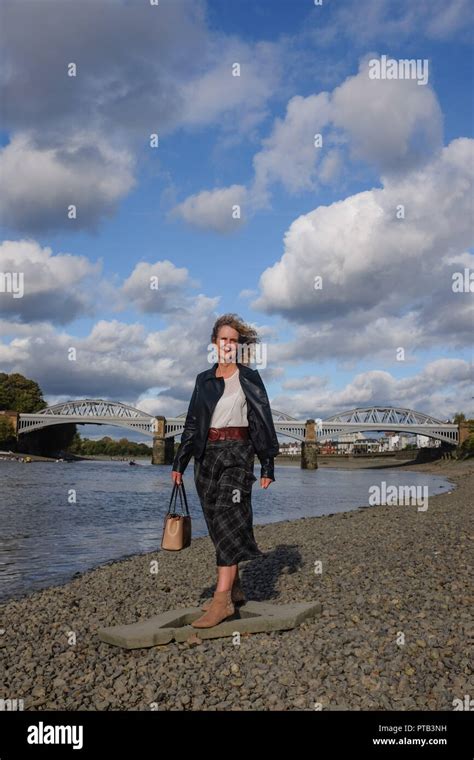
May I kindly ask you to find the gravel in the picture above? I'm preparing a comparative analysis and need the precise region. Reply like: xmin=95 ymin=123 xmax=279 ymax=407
xmin=1 ymin=458 xmax=472 ymax=711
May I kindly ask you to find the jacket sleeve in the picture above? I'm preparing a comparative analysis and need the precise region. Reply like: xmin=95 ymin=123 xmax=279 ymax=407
xmin=259 ymin=454 xmax=275 ymax=482
xmin=253 ymin=369 xmax=280 ymax=482
xmin=172 ymin=379 xmax=199 ymax=475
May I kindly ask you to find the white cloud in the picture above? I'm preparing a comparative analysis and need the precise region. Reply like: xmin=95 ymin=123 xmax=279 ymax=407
xmin=252 ymin=56 xmax=443 ymax=197
xmin=1 ymin=314 xmax=470 ymax=422
xmin=177 ymin=38 xmax=281 ymax=135
xmin=177 ymin=55 xmax=444 ymax=231
xmin=170 ymin=184 xmax=247 ymax=233
xmin=331 ymin=56 xmax=443 ymax=175
xmin=250 ymin=93 xmax=333 ymax=208
xmin=0 ymin=0 xmax=283 ymax=234
xmin=251 ymin=138 xmax=474 ymax=358
xmin=272 ymin=359 xmax=473 ymax=421
xmin=0 ymin=133 xmax=136 ymax=233
xmin=319 ymin=149 xmax=343 ymax=184
xmin=0 ymin=239 xmax=101 ymax=323
xmin=0 ymin=294 xmax=221 ymax=408
xmin=120 ymin=260 xmax=194 ymax=314
xmin=307 ymin=0 xmax=473 ymax=46
xmin=425 ymin=0 xmax=473 ymax=38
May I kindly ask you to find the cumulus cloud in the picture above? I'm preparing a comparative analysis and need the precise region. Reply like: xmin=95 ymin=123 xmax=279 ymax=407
xmin=176 ymin=56 xmax=444 ymax=230
xmin=251 ymin=93 xmax=333 ymax=208
xmin=0 ymin=0 xmax=206 ymax=140
xmin=0 ymin=0 xmax=282 ymax=233
xmin=271 ymin=359 xmax=473 ymax=421
xmin=331 ymin=56 xmax=443 ymax=175
xmin=1 ymin=0 xmax=281 ymax=142
xmin=1 ymin=313 xmax=470 ymax=422
xmin=0 ymin=132 xmax=136 ymax=234
xmin=251 ymin=138 xmax=474 ymax=357
xmin=170 ymin=184 xmax=247 ymax=233
xmin=0 ymin=240 xmax=212 ymax=328
xmin=176 ymin=38 xmax=281 ymax=136
xmin=0 ymin=294 xmax=221 ymax=409
xmin=252 ymin=57 xmax=443 ymax=199
xmin=0 ymin=319 xmax=155 ymax=399
xmin=0 ymin=239 xmax=101 ymax=324
xmin=120 ymin=260 xmax=197 ymax=314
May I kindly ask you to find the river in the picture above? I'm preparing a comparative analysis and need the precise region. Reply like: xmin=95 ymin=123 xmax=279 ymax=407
xmin=0 ymin=459 xmax=453 ymax=601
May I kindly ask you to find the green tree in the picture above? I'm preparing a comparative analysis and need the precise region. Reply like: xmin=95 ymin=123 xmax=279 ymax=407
xmin=68 ymin=432 xmax=83 ymax=454
xmin=0 ymin=416 xmax=15 ymax=448
xmin=0 ymin=372 xmax=77 ymax=455
xmin=67 ymin=433 xmax=152 ymax=456
xmin=0 ymin=372 xmax=46 ymax=413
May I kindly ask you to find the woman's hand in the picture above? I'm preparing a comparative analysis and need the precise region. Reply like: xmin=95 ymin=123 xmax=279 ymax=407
xmin=171 ymin=470 xmax=183 ymax=485
xmin=260 ymin=477 xmax=273 ymax=489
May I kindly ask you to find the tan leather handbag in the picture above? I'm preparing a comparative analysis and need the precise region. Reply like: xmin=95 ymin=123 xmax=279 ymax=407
xmin=161 ymin=481 xmax=191 ymax=551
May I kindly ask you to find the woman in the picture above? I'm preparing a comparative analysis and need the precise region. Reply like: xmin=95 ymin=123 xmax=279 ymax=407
xmin=171 ymin=313 xmax=279 ymax=628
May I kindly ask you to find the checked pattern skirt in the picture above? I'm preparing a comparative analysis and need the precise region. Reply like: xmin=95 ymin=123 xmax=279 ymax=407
xmin=193 ymin=439 xmax=265 ymax=566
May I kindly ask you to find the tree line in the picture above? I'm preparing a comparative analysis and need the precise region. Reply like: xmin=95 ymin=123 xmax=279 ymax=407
xmin=68 ymin=433 xmax=151 ymax=457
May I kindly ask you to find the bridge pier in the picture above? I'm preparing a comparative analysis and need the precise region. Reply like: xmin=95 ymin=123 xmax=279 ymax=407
xmin=152 ymin=416 xmax=175 ymax=465
xmin=301 ymin=419 xmax=318 ymax=469
xmin=0 ymin=410 xmax=19 ymax=436
xmin=458 ymin=420 xmax=474 ymax=447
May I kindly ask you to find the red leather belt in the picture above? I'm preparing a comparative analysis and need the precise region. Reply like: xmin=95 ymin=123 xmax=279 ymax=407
xmin=208 ymin=426 xmax=249 ymax=442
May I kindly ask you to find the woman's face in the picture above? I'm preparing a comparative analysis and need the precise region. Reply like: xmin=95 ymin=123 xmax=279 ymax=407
xmin=214 ymin=325 xmax=240 ymax=364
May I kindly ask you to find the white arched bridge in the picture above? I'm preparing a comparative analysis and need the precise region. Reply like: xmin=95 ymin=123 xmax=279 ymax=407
xmin=17 ymin=400 xmax=460 ymax=445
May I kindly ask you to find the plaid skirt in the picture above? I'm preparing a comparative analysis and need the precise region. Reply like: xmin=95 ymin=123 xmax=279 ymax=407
xmin=193 ymin=438 xmax=265 ymax=566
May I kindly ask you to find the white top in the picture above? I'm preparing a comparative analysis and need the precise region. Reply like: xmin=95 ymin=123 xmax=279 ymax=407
xmin=209 ymin=368 xmax=248 ymax=428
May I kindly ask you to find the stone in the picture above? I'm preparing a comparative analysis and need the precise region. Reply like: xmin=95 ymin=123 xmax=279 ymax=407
xmin=97 ymin=600 xmax=323 ymax=648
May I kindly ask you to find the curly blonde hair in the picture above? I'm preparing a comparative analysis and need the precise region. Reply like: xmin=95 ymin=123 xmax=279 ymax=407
xmin=211 ymin=313 xmax=260 ymax=366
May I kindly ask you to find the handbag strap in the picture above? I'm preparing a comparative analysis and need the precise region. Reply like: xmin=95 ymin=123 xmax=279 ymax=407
xmin=167 ymin=480 xmax=190 ymax=517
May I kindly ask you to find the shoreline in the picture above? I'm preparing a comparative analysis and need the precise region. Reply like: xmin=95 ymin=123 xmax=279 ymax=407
xmin=0 ymin=451 xmax=151 ymax=463
xmin=1 ymin=457 xmax=461 ymax=606
xmin=0 ymin=449 xmax=452 ymax=467
xmin=1 ymin=457 xmax=471 ymax=710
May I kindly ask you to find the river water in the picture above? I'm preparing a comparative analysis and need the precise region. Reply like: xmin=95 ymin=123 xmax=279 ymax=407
xmin=0 ymin=459 xmax=453 ymax=601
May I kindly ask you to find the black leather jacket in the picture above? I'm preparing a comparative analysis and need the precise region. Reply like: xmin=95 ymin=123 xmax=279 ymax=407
xmin=172 ymin=362 xmax=280 ymax=481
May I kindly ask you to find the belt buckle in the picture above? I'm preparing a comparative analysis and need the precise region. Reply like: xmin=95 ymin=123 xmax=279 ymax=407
xmin=208 ymin=427 xmax=220 ymax=441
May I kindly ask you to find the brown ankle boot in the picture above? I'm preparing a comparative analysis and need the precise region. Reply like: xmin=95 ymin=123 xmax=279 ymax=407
xmin=201 ymin=576 xmax=246 ymax=611
xmin=191 ymin=589 xmax=235 ymax=628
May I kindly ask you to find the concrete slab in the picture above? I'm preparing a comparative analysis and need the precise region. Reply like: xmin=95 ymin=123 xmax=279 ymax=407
xmin=97 ymin=600 xmax=322 ymax=648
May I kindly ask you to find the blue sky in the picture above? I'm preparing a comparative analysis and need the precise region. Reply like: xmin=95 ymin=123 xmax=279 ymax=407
xmin=0 ymin=0 xmax=473 ymax=438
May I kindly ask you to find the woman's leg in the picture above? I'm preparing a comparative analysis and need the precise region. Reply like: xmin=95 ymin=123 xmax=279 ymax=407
xmin=216 ymin=563 xmax=237 ymax=592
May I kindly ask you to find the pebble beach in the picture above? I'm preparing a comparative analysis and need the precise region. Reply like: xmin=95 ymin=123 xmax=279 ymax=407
xmin=1 ymin=458 xmax=472 ymax=711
